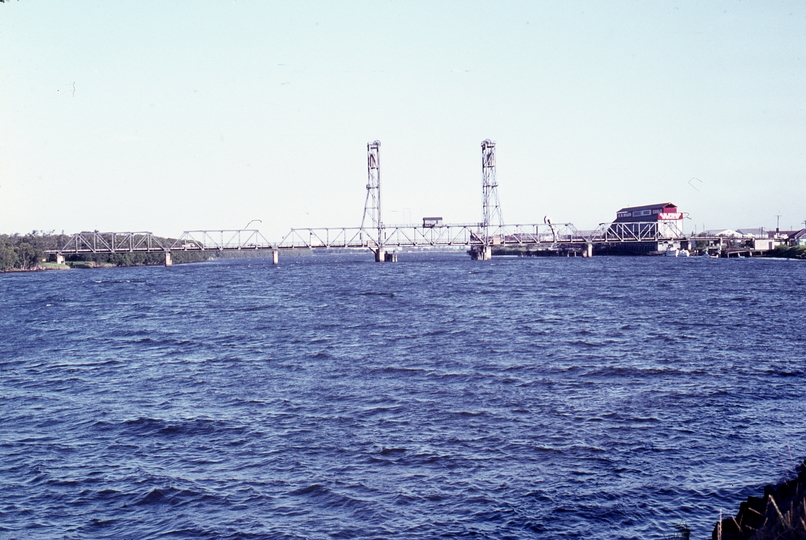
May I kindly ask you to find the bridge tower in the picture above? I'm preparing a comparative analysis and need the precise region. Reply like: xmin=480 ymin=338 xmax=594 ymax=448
xmin=481 ymin=139 xmax=503 ymax=233
xmin=361 ymin=140 xmax=387 ymax=262
xmin=475 ymin=139 xmax=503 ymax=260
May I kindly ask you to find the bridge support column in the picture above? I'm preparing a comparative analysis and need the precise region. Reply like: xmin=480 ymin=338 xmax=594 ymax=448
xmin=473 ymin=246 xmax=492 ymax=260
xmin=55 ymin=253 xmax=65 ymax=265
xmin=469 ymin=246 xmax=492 ymax=260
xmin=375 ymin=248 xmax=386 ymax=263
xmin=272 ymin=250 xmax=279 ymax=265
xmin=584 ymin=243 xmax=593 ymax=258
xmin=164 ymin=252 xmax=173 ymax=267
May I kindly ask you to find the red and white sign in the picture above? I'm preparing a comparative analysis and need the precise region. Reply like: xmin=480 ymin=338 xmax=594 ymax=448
xmin=658 ymin=212 xmax=683 ymax=220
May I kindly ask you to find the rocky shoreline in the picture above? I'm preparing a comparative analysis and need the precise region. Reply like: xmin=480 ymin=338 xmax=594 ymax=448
xmin=713 ymin=461 xmax=806 ymax=540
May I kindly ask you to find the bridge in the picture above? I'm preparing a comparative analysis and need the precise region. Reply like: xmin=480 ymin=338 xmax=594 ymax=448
xmin=46 ymin=139 xmax=687 ymax=265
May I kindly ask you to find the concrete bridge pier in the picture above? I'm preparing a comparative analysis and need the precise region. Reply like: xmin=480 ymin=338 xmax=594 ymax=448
xmin=272 ymin=250 xmax=279 ymax=265
xmin=469 ymin=245 xmax=492 ymax=261
xmin=584 ymin=242 xmax=593 ymax=258
xmin=55 ymin=253 xmax=65 ymax=265
xmin=164 ymin=252 xmax=173 ymax=267
xmin=372 ymin=248 xmax=398 ymax=262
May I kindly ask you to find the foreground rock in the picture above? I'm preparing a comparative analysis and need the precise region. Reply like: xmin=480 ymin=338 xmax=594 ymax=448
xmin=713 ymin=460 xmax=806 ymax=539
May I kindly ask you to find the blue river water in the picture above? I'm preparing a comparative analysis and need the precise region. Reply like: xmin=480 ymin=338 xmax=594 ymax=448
xmin=1 ymin=253 xmax=805 ymax=539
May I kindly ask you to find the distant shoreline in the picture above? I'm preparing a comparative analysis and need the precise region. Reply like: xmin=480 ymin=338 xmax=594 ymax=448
xmin=2 ymin=229 xmax=805 ymax=274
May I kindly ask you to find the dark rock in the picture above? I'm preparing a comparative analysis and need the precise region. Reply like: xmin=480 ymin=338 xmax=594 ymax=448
xmin=712 ymin=460 xmax=806 ymax=540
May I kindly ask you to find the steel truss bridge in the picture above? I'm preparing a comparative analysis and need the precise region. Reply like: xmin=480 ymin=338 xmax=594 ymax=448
xmin=46 ymin=139 xmax=687 ymax=265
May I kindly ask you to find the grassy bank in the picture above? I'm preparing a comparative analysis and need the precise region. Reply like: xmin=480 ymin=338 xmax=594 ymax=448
xmin=770 ymin=246 xmax=806 ymax=259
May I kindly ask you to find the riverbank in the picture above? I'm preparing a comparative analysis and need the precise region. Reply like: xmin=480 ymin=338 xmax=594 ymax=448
xmin=714 ymin=461 xmax=806 ymax=539
xmin=0 ymin=232 xmax=219 ymax=272
xmin=1 ymin=259 xmax=208 ymax=273
xmin=0 ymin=263 xmax=70 ymax=272
xmin=492 ymin=244 xmax=806 ymax=259
xmin=771 ymin=246 xmax=806 ymax=259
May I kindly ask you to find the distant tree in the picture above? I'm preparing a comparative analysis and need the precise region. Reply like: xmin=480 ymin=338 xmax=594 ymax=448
xmin=15 ymin=243 xmax=42 ymax=270
xmin=0 ymin=242 xmax=19 ymax=271
xmin=109 ymin=253 xmax=133 ymax=266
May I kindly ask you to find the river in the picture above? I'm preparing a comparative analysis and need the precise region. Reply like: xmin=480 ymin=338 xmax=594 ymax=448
xmin=1 ymin=253 xmax=805 ymax=538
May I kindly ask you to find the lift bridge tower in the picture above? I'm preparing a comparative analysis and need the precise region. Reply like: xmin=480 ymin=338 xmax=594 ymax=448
xmin=475 ymin=139 xmax=503 ymax=260
xmin=361 ymin=140 xmax=388 ymax=262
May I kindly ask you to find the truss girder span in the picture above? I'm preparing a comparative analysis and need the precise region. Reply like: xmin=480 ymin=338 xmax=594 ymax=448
xmin=170 ymin=230 xmax=273 ymax=251
xmin=590 ymin=222 xmax=685 ymax=243
xmin=47 ymin=232 xmax=169 ymax=254
xmin=277 ymin=228 xmax=370 ymax=250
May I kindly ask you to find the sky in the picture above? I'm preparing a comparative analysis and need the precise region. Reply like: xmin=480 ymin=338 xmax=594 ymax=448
xmin=1 ymin=1 xmax=805 ymax=239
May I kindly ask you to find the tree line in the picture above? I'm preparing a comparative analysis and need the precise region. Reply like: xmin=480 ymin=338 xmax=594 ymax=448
xmin=0 ymin=232 xmax=63 ymax=271
xmin=0 ymin=232 xmax=211 ymax=271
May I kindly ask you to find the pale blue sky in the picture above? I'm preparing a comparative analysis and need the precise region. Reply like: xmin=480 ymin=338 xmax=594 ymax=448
xmin=2 ymin=1 xmax=805 ymax=238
